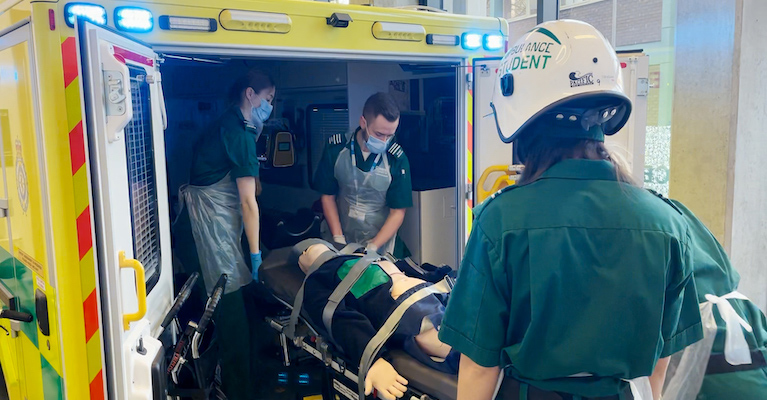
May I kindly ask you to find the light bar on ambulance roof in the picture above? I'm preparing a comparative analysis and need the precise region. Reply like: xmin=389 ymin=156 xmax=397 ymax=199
xmin=372 ymin=22 xmax=426 ymax=42
xmin=64 ymin=3 xmax=107 ymax=28
xmin=115 ymin=7 xmax=153 ymax=33
xmin=219 ymin=9 xmax=292 ymax=33
xmin=159 ymin=16 xmax=218 ymax=32
xmin=461 ymin=32 xmax=482 ymax=50
xmin=426 ymin=34 xmax=459 ymax=46
xmin=483 ymin=33 xmax=505 ymax=51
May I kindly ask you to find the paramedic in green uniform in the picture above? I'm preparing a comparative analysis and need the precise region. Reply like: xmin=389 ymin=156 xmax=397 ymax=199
xmin=313 ymin=92 xmax=412 ymax=256
xmin=661 ymin=197 xmax=767 ymax=400
xmin=181 ymin=69 xmax=275 ymax=400
xmin=439 ymin=20 xmax=703 ymax=400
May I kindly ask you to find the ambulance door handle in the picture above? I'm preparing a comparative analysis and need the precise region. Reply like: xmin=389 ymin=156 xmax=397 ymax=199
xmin=0 ymin=198 xmax=7 ymax=218
xmin=100 ymin=41 xmax=133 ymax=143
xmin=0 ymin=310 xmax=33 ymax=338
xmin=119 ymin=251 xmax=147 ymax=330
xmin=0 ymin=281 xmax=30 ymax=339
xmin=0 ymin=310 xmax=33 ymax=323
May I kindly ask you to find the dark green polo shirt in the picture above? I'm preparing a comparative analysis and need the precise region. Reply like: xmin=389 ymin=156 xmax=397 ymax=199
xmin=439 ymin=159 xmax=703 ymax=397
xmin=189 ymin=107 xmax=260 ymax=186
xmin=312 ymin=129 xmax=413 ymax=209
xmin=667 ymin=198 xmax=767 ymax=358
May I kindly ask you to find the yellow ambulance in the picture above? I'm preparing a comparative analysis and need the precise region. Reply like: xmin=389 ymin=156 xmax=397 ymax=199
xmin=0 ymin=0 xmax=516 ymax=398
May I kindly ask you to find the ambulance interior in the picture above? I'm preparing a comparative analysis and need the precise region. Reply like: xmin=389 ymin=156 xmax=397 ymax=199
xmin=162 ymin=56 xmax=461 ymax=270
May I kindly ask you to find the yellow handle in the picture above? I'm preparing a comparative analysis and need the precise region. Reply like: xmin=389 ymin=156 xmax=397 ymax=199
xmin=476 ymin=165 xmax=523 ymax=204
xmin=119 ymin=251 xmax=147 ymax=331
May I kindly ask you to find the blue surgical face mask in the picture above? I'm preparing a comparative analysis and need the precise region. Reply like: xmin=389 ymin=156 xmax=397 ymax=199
xmin=250 ymin=96 xmax=273 ymax=123
xmin=365 ymin=132 xmax=390 ymax=154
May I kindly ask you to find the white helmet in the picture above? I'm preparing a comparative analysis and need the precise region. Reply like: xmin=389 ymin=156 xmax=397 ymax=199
xmin=491 ymin=19 xmax=632 ymax=143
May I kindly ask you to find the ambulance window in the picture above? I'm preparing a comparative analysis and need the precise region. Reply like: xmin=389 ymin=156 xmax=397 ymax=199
xmin=125 ymin=65 xmax=162 ymax=292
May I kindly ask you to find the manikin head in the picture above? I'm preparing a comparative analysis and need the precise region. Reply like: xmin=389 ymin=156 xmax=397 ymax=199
xmin=297 ymin=244 xmax=332 ymax=274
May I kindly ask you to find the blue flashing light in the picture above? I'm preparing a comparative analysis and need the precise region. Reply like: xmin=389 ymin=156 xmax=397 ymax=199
xmin=115 ymin=7 xmax=153 ymax=33
xmin=483 ymin=34 xmax=505 ymax=51
xmin=461 ymin=33 xmax=482 ymax=51
xmin=64 ymin=3 xmax=107 ymax=28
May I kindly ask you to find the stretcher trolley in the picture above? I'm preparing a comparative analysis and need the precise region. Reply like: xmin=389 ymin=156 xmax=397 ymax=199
xmin=164 ymin=274 xmax=228 ymax=400
xmin=260 ymin=245 xmax=458 ymax=400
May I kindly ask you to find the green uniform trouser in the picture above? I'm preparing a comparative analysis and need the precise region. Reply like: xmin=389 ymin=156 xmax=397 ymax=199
xmin=698 ymin=367 xmax=767 ymax=400
xmin=173 ymin=208 xmax=255 ymax=400
xmin=215 ymin=289 xmax=253 ymax=399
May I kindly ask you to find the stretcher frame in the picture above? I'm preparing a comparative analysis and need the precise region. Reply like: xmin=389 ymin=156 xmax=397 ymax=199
xmin=266 ymin=305 xmax=440 ymax=400
xmin=261 ymin=245 xmax=457 ymax=400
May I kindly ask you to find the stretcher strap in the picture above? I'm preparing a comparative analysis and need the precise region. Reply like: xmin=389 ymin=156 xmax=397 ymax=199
xmin=356 ymin=278 xmax=452 ymax=399
xmin=340 ymin=243 xmax=365 ymax=255
xmin=285 ymin=250 xmax=339 ymax=339
xmin=322 ymin=255 xmax=380 ymax=341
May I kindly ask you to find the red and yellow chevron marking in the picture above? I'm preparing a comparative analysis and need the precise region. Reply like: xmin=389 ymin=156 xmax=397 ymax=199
xmin=61 ymin=35 xmax=106 ymax=400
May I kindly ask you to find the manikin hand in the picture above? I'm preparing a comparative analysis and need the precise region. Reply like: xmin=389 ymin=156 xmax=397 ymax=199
xmin=365 ymin=358 xmax=409 ymax=400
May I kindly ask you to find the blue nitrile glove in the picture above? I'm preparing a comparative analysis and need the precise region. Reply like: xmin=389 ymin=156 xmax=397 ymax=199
xmin=251 ymin=252 xmax=262 ymax=282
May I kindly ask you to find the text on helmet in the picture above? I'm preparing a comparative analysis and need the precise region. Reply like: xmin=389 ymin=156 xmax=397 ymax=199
xmin=500 ymin=41 xmax=556 ymax=73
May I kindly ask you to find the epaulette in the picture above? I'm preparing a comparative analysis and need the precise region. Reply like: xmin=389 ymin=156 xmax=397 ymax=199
xmin=328 ymin=133 xmax=344 ymax=146
xmin=388 ymin=142 xmax=404 ymax=159
xmin=244 ymin=122 xmax=259 ymax=133
xmin=645 ymin=189 xmax=683 ymax=215
xmin=473 ymin=184 xmax=521 ymax=218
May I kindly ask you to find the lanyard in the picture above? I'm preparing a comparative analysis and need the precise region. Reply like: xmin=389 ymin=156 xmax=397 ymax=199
xmin=350 ymin=130 xmax=383 ymax=170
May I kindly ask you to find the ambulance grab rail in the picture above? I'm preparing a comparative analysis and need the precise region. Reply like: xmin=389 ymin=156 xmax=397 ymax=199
xmin=120 ymin=251 xmax=147 ymax=330
xmin=476 ymin=165 xmax=524 ymax=204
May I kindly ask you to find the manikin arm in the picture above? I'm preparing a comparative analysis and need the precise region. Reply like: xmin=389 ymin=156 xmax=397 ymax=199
xmin=366 ymin=358 xmax=409 ymax=400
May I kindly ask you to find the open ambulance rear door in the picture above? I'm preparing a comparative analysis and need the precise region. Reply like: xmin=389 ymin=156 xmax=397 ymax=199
xmin=607 ymin=53 xmax=649 ymax=184
xmin=456 ymin=57 xmax=511 ymax=257
xmin=77 ymin=20 xmax=173 ymax=400
xmin=470 ymin=57 xmax=514 ymax=210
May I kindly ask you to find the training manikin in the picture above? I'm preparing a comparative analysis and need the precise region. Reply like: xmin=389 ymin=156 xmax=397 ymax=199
xmin=297 ymin=243 xmax=458 ymax=400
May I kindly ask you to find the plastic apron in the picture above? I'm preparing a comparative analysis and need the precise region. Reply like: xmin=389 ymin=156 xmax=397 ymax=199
xmin=179 ymin=173 xmax=253 ymax=295
xmin=333 ymin=135 xmax=396 ymax=254
xmin=663 ymin=291 xmax=754 ymax=400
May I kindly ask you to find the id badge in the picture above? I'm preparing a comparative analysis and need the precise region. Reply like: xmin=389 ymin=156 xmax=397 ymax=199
xmin=348 ymin=206 xmax=366 ymax=222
